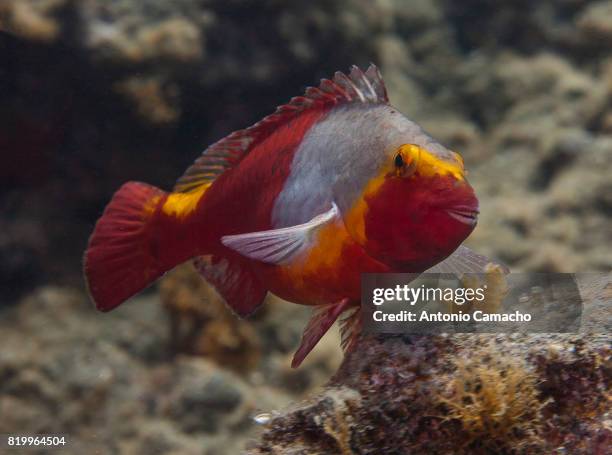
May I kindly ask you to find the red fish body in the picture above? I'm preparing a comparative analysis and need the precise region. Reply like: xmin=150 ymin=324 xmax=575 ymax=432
xmin=85 ymin=65 xmax=496 ymax=367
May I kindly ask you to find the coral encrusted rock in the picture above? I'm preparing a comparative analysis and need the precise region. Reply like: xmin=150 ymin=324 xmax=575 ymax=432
xmin=249 ymin=332 xmax=610 ymax=454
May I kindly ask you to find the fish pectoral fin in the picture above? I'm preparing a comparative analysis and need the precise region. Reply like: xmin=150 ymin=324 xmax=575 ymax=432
xmin=221 ymin=203 xmax=339 ymax=265
xmin=425 ymin=245 xmax=509 ymax=277
xmin=292 ymin=298 xmax=352 ymax=368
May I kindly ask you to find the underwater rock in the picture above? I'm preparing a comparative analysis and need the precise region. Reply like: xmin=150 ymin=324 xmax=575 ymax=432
xmin=0 ymin=0 xmax=66 ymax=42
xmin=0 ymin=286 xmax=340 ymax=454
xmin=250 ymin=332 xmax=611 ymax=454
xmin=577 ymin=1 xmax=612 ymax=42
xmin=159 ymin=264 xmax=262 ymax=373
xmin=163 ymin=358 xmax=247 ymax=433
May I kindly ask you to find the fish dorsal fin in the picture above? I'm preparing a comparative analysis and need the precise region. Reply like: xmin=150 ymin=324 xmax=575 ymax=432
xmin=173 ymin=64 xmax=389 ymax=193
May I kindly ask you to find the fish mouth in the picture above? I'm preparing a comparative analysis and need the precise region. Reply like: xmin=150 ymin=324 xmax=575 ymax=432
xmin=446 ymin=206 xmax=479 ymax=226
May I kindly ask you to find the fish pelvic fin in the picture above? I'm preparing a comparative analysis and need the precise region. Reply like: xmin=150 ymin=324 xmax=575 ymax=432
xmin=291 ymin=298 xmax=352 ymax=368
xmin=84 ymin=182 xmax=207 ymax=311
xmin=424 ymin=245 xmax=510 ymax=277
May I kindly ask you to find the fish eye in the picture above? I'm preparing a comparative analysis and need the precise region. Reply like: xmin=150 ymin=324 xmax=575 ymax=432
xmin=394 ymin=153 xmax=405 ymax=168
xmin=393 ymin=144 xmax=419 ymax=177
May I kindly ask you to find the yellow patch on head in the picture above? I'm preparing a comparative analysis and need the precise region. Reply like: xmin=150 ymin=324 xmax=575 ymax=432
xmin=162 ymin=183 xmax=210 ymax=218
xmin=398 ymin=144 xmax=465 ymax=181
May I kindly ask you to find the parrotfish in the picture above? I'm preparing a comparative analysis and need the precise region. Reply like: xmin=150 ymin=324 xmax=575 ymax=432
xmin=84 ymin=65 xmax=499 ymax=367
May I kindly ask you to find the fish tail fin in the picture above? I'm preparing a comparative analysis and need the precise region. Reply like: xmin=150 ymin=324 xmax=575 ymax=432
xmin=84 ymin=181 xmax=200 ymax=312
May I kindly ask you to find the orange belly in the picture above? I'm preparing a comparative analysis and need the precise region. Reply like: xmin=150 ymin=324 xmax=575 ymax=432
xmin=256 ymin=220 xmax=389 ymax=305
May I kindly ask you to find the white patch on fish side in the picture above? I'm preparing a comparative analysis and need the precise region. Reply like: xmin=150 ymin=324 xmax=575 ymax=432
xmin=272 ymin=103 xmax=456 ymax=228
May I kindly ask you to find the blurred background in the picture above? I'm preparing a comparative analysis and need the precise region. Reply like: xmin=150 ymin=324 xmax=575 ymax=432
xmin=0 ymin=0 xmax=610 ymax=453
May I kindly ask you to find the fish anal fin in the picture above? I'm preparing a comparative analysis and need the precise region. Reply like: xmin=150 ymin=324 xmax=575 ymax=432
xmin=291 ymin=298 xmax=352 ymax=368
xmin=173 ymin=64 xmax=389 ymax=193
xmin=193 ymin=255 xmax=266 ymax=317
xmin=221 ymin=203 xmax=339 ymax=265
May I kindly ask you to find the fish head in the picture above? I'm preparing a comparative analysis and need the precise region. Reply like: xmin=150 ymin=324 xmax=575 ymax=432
xmin=342 ymin=129 xmax=478 ymax=271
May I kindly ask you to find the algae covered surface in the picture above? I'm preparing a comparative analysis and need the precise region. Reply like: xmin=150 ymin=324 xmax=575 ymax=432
xmin=1 ymin=0 xmax=611 ymax=453
xmin=252 ymin=331 xmax=610 ymax=454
